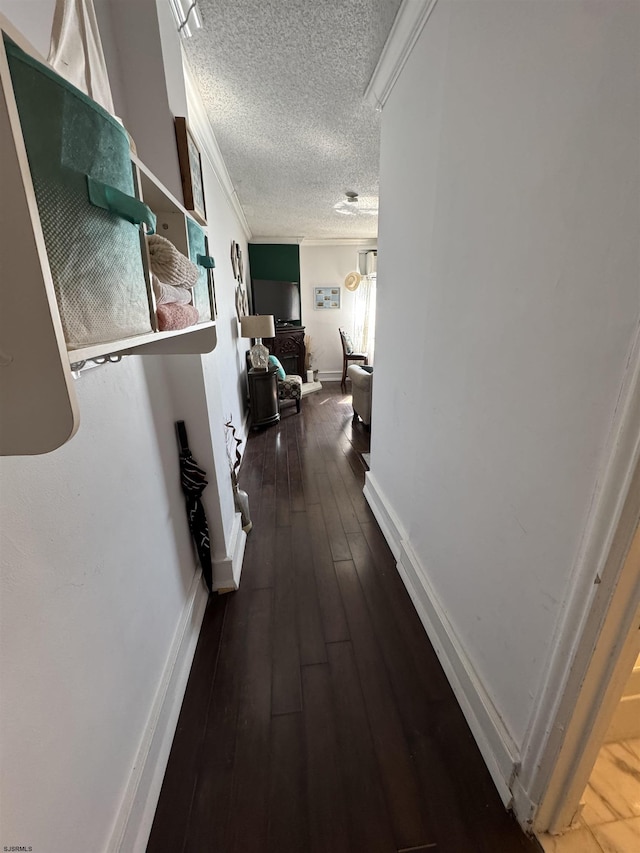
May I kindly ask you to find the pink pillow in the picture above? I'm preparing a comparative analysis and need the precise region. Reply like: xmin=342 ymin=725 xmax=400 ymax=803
xmin=156 ymin=303 xmax=199 ymax=331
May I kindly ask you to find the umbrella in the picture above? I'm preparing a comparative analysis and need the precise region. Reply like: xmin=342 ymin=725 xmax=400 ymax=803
xmin=176 ymin=420 xmax=213 ymax=593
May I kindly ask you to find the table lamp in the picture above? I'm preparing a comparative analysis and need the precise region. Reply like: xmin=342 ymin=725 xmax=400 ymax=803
xmin=240 ymin=314 xmax=275 ymax=370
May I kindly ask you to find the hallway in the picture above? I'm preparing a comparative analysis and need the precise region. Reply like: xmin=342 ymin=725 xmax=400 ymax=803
xmin=148 ymin=383 xmax=541 ymax=853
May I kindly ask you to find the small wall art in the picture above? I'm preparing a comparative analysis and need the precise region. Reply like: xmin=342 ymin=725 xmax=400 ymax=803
xmin=230 ymin=240 xmax=244 ymax=284
xmin=175 ymin=117 xmax=207 ymax=224
xmin=235 ymin=283 xmax=249 ymax=320
xmin=231 ymin=241 xmax=238 ymax=279
xmin=314 ymin=286 xmax=341 ymax=310
xmin=231 ymin=240 xmax=249 ymax=319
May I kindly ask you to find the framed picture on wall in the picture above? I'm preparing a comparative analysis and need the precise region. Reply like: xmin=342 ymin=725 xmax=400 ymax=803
xmin=314 ymin=286 xmax=341 ymax=309
xmin=175 ymin=117 xmax=207 ymax=225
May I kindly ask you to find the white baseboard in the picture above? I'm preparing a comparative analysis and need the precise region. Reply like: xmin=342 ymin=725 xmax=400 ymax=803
xmin=363 ymin=472 xmax=519 ymax=807
xmin=212 ymin=511 xmax=247 ymax=591
xmin=363 ymin=472 xmax=402 ymax=560
xmin=511 ymin=774 xmax=537 ymax=829
xmin=109 ymin=568 xmax=210 ymax=853
xmin=317 ymin=370 xmax=342 ymax=383
xmin=111 ymin=518 xmax=247 ymax=850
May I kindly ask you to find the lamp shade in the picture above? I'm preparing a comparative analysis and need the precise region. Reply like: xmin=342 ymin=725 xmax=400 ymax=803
xmin=240 ymin=315 xmax=275 ymax=339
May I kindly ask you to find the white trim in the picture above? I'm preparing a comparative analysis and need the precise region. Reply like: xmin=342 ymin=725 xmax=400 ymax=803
xmin=109 ymin=568 xmax=209 ymax=853
xmin=365 ymin=0 xmax=439 ymax=109
xmin=212 ymin=511 xmax=247 ymax=591
xmin=540 ymin=578 xmax=640 ymax=834
xmin=363 ymin=472 xmax=402 ymax=560
xmin=249 ymin=236 xmax=304 ymax=244
xmin=317 ymin=370 xmax=343 ymax=384
xmin=182 ymin=56 xmax=252 ymax=240
xmin=301 ymin=237 xmax=378 ymax=247
xmin=397 ymin=540 xmax=518 ymax=805
xmin=511 ymin=775 xmax=537 ymax=831
xmin=362 ymin=473 xmax=519 ymax=805
xmin=516 ymin=320 xmax=640 ymax=828
xmin=250 ymin=237 xmax=378 ymax=247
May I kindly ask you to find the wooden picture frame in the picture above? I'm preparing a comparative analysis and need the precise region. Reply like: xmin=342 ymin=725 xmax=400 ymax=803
xmin=175 ymin=117 xmax=207 ymax=225
xmin=208 ymin=268 xmax=218 ymax=320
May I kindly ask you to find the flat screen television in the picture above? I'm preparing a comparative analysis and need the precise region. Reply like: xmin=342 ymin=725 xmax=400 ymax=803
xmin=251 ymin=280 xmax=301 ymax=326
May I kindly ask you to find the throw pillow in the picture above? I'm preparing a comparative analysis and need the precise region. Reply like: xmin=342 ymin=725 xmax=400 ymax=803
xmin=342 ymin=331 xmax=355 ymax=354
xmin=269 ymin=355 xmax=286 ymax=379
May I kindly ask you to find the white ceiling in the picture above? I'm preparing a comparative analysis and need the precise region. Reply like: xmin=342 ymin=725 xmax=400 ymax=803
xmin=184 ymin=0 xmax=402 ymax=240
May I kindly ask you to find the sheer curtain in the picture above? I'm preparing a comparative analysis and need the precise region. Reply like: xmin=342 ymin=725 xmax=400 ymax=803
xmin=352 ymin=276 xmax=376 ymax=364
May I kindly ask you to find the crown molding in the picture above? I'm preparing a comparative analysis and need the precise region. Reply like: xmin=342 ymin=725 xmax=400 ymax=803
xmin=365 ymin=0 xmax=439 ymax=109
xmin=182 ymin=55 xmax=252 ymax=240
xmin=248 ymin=237 xmax=378 ymax=247
xmin=249 ymin=237 xmax=304 ymax=244
xmin=301 ymin=238 xmax=378 ymax=248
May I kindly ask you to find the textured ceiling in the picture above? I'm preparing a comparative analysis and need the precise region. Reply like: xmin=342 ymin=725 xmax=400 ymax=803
xmin=184 ymin=0 xmax=402 ymax=240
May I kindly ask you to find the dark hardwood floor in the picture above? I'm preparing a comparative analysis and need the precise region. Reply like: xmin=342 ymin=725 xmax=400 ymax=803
xmin=148 ymin=383 xmax=542 ymax=853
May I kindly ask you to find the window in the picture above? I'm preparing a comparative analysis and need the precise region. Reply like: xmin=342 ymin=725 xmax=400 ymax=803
xmin=352 ymin=273 xmax=376 ymax=363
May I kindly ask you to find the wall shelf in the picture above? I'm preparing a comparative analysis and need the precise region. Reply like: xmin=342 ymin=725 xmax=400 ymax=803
xmin=0 ymin=17 xmax=217 ymax=456
xmin=68 ymin=321 xmax=217 ymax=364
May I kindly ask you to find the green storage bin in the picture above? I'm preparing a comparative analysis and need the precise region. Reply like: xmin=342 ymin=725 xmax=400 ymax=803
xmin=5 ymin=37 xmax=155 ymax=349
xmin=186 ymin=217 xmax=214 ymax=322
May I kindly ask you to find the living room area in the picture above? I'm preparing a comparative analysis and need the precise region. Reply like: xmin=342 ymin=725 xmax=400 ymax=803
xmin=250 ymin=243 xmax=376 ymax=379
xmin=242 ymin=241 xmax=377 ymax=431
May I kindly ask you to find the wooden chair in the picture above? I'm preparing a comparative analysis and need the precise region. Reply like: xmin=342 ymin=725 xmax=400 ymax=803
xmin=339 ymin=328 xmax=368 ymax=392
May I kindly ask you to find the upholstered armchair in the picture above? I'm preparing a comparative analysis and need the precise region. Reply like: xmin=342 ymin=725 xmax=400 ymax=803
xmin=347 ymin=364 xmax=373 ymax=428
xmin=277 ymin=373 xmax=302 ymax=413
xmin=268 ymin=353 xmax=302 ymax=412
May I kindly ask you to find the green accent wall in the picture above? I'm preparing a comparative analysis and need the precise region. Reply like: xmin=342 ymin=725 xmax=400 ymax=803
xmin=248 ymin=244 xmax=300 ymax=282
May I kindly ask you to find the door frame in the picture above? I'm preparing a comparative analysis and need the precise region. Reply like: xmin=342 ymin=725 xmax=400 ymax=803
xmin=516 ymin=326 xmax=640 ymax=834
xmin=535 ymin=519 xmax=640 ymax=833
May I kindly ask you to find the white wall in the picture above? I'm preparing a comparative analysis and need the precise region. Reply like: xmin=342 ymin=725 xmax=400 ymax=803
xmin=370 ymin=0 xmax=639 ymax=794
xmin=100 ymin=0 xmax=251 ymax=554
xmin=0 ymin=358 xmax=198 ymax=853
xmin=300 ymin=242 xmax=375 ymax=379
xmin=0 ymin=2 xmax=250 ymax=850
xmin=0 ymin=0 xmax=54 ymax=55
xmin=188 ymin=85 xmax=252 ymax=459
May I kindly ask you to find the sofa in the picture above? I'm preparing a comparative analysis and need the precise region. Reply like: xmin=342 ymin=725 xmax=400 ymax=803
xmin=347 ymin=364 xmax=373 ymax=428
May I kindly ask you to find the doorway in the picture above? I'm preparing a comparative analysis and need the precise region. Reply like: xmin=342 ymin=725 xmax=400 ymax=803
xmin=574 ymin=651 xmax=640 ymax=850
xmin=536 ymin=522 xmax=640 ymax=851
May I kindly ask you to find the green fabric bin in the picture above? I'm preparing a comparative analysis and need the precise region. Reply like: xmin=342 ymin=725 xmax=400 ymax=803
xmin=186 ymin=217 xmax=214 ymax=322
xmin=5 ymin=36 xmax=154 ymax=349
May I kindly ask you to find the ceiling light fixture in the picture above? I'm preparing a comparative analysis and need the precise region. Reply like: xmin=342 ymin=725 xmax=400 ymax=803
xmin=168 ymin=0 xmax=203 ymax=38
xmin=333 ymin=192 xmax=379 ymax=217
